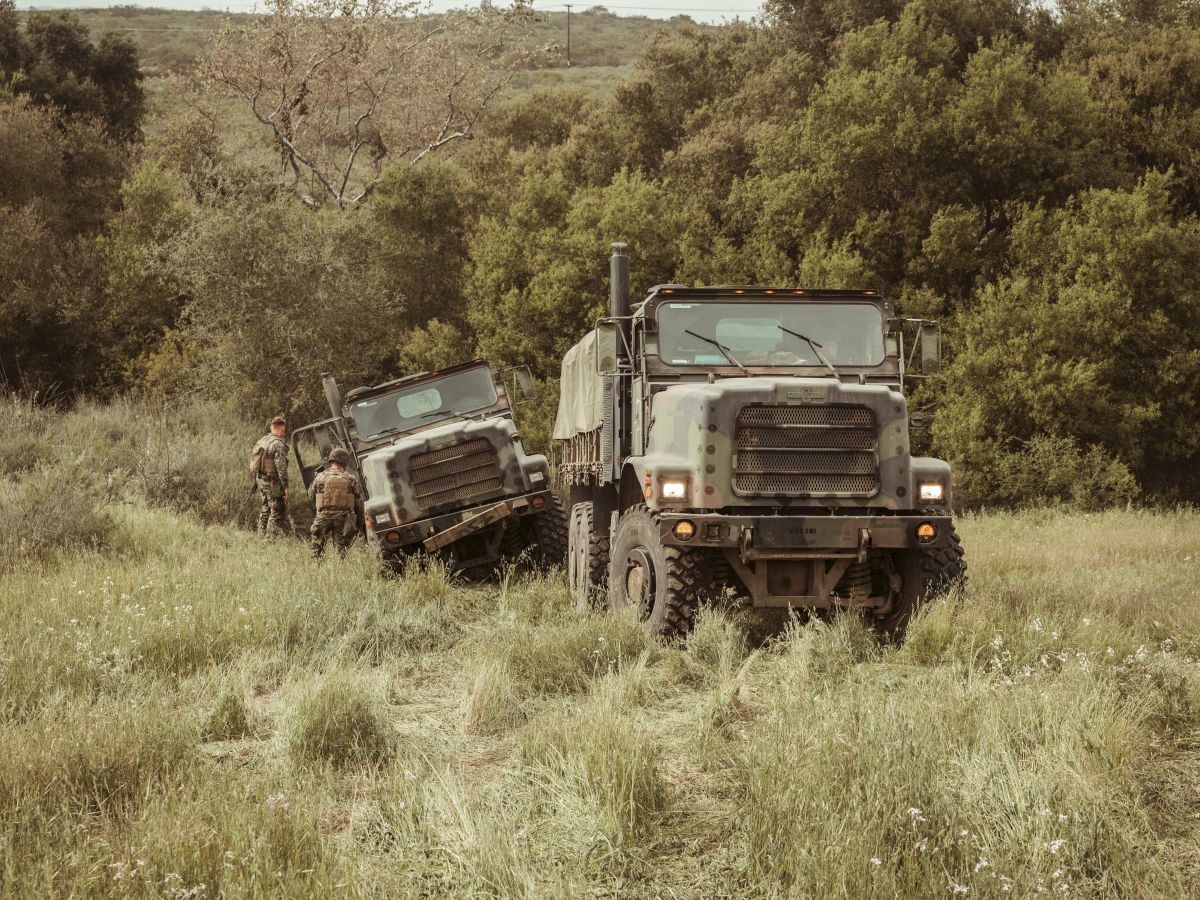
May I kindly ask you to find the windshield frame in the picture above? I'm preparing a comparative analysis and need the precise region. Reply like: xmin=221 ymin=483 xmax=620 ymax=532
xmin=644 ymin=295 xmax=895 ymax=377
xmin=347 ymin=363 xmax=505 ymax=443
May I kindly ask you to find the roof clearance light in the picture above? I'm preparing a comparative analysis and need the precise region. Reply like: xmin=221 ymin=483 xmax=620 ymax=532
xmin=734 ymin=289 xmax=745 ymax=294
xmin=764 ymin=290 xmax=775 ymax=295
xmin=793 ymin=290 xmax=805 ymax=295
xmin=663 ymin=289 xmax=674 ymax=294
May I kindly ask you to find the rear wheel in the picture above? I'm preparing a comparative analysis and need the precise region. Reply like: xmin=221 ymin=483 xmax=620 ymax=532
xmin=569 ymin=502 xmax=610 ymax=610
xmin=608 ymin=506 xmax=713 ymax=639
xmin=530 ymin=495 xmax=568 ymax=566
xmin=875 ymin=519 xmax=966 ymax=641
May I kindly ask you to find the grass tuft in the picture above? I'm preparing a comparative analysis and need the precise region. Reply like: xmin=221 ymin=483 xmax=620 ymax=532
xmin=463 ymin=658 xmax=527 ymax=735
xmin=520 ymin=695 xmax=667 ymax=853
xmin=203 ymin=688 xmax=253 ymax=741
xmin=288 ymin=672 xmax=395 ymax=769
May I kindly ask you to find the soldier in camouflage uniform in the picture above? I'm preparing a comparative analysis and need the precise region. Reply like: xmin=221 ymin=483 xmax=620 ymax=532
xmin=251 ymin=416 xmax=291 ymax=535
xmin=308 ymin=448 xmax=364 ymax=559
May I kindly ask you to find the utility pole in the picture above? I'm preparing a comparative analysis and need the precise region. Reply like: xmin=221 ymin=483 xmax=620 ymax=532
xmin=565 ymin=4 xmax=572 ymax=68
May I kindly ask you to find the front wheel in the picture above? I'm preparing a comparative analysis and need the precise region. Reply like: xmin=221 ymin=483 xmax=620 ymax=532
xmin=875 ymin=520 xmax=967 ymax=641
xmin=608 ymin=506 xmax=713 ymax=639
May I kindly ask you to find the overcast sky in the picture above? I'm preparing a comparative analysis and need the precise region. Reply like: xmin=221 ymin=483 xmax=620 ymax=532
xmin=17 ymin=0 xmax=766 ymax=25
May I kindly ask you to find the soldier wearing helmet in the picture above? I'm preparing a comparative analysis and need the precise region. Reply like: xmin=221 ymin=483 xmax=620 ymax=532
xmin=251 ymin=416 xmax=291 ymax=535
xmin=307 ymin=447 xmax=365 ymax=559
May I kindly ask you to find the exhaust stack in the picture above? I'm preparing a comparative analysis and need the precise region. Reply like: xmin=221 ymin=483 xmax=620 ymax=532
xmin=321 ymin=372 xmax=343 ymax=421
xmin=610 ymin=242 xmax=630 ymax=321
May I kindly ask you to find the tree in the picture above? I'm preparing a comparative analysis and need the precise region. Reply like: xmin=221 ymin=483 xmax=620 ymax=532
xmin=1 ymin=5 xmax=146 ymax=142
xmin=155 ymin=200 xmax=409 ymax=420
xmin=200 ymin=0 xmax=532 ymax=208
xmin=934 ymin=173 xmax=1200 ymax=504
xmin=369 ymin=159 xmax=473 ymax=327
xmin=0 ymin=96 xmax=128 ymax=394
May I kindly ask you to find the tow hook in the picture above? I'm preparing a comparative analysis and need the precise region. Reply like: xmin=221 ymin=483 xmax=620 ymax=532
xmin=857 ymin=527 xmax=872 ymax=564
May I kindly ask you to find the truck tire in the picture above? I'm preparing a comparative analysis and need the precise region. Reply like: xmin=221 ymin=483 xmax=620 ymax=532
xmin=608 ymin=506 xmax=712 ymax=639
xmin=569 ymin=502 xmax=609 ymax=610
xmin=877 ymin=519 xmax=966 ymax=641
xmin=379 ymin=548 xmax=408 ymax=580
xmin=531 ymin=495 xmax=568 ymax=566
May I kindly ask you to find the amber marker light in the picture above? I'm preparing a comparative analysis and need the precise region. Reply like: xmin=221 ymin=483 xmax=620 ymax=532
xmin=673 ymin=520 xmax=696 ymax=541
xmin=916 ymin=522 xmax=938 ymax=544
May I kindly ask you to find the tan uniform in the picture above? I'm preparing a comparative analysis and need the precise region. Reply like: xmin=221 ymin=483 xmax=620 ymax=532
xmin=252 ymin=434 xmax=290 ymax=535
xmin=307 ymin=466 xmax=364 ymax=558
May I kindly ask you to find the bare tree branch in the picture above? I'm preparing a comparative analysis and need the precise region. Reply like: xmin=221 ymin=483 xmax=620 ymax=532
xmin=199 ymin=0 xmax=533 ymax=207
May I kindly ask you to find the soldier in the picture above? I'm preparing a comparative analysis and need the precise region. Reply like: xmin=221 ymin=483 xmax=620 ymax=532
xmin=308 ymin=448 xmax=364 ymax=559
xmin=251 ymin=416 xmax=291 ymax=535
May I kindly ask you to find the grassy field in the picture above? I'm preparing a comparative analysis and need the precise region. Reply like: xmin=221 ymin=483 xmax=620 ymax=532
xmin=2 ymin=503 xmax=1198 ymax=897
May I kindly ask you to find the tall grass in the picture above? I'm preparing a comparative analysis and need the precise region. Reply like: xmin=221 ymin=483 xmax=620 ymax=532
xmin=0 ymin=504 xmax=1197 ymax=896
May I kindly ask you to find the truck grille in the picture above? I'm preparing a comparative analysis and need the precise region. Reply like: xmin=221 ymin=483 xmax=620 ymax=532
xmin=408 ymin=438 xmax=503 ymax=509
xmin=734 ymin=404 xmax=879 ymax=497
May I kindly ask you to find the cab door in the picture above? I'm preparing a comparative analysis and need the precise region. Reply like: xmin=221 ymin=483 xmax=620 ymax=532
xmin=291 ymin=419 xmax=365 ymax=496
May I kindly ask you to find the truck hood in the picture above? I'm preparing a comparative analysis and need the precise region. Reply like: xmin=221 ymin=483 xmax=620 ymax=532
xmin=639 ymin=377 xmax=947 ymax=511
xmin=359 ymin=416 xmax=549 ymax=525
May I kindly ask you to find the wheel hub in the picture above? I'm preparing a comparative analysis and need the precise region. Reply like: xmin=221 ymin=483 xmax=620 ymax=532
xmin=624 ymin=547 xmax=656 ymax=620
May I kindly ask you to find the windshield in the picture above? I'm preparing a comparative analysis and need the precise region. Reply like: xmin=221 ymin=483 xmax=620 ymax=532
xmin=657 ymin=301 xmax=885 ymax=367
xmin=348 ymin=367 xmax=499 ymax=440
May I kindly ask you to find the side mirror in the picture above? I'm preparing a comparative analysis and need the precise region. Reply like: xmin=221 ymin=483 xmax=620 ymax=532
xmin=513 ymin=365 xmax=536 ymax=400
xmin=595 ymin=320 xmax=621 ymax=376
xmin=919 ymin=323 xmax=941 ymax=375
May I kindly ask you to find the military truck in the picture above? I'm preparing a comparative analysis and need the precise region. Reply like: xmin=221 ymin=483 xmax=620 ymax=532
xmin=555 ymin=244 xmax=965 ymax=638
xmin=293 ymin=360 xmax=567 ymax=575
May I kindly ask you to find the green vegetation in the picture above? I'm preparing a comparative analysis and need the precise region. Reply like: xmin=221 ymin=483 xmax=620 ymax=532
xmin=1 ymin=477 xmax=1198 ymax=894
xmin=2 ymin=1 xmax=1199 ymax=507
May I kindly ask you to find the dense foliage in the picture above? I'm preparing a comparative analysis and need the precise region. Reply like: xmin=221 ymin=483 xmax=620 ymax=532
xmin=2 ymin=0 xmax=1199 ymax=505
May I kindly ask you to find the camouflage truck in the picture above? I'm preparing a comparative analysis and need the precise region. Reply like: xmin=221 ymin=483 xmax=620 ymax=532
xmin=293 ymin=360 xmax=567 ymax=575
xmin=555 ymin=244 xmax=965 ymax=639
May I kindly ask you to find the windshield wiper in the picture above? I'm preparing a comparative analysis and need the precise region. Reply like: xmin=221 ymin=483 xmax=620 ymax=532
xmin=775 ymin=325 xmax=839 ymax=377
xmin=684 ymin=329 xmax=749 ymax=374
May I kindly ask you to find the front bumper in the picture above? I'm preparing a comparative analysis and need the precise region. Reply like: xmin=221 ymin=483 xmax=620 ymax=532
xmin=371 ymin=488 xmax=555 ymax=553
xmin=657 ymin=512 xmax=953 ymax=555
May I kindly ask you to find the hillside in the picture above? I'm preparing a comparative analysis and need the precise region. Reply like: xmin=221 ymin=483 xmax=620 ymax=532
xmin=20 ymin=5 xmax=706 ymax=81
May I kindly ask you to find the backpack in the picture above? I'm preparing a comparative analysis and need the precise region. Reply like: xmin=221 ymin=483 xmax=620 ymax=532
xmin=250 ymin=436 xmax=279 ymax=476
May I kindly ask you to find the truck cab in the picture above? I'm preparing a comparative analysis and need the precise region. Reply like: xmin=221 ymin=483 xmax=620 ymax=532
xmin=294 ymin=360 xmax=566 ymax=575
xmin=555 ymin=245 xmax=965 ymax=639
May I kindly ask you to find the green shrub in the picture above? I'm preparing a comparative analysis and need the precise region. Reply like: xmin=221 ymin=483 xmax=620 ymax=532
xmin=0 ymin=466 xmax=113 ymax=567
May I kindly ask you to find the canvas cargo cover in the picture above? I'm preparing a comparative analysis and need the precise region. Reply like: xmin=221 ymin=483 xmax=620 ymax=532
xmin=553 ymin=329 xmax=605 ymax=440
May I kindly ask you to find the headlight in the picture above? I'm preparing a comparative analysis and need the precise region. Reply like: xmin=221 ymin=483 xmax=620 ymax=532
xmin=918 ymin=481 xmax=945 ymax=502
xmin=660 ymin=480 xmax=687 ymax=499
